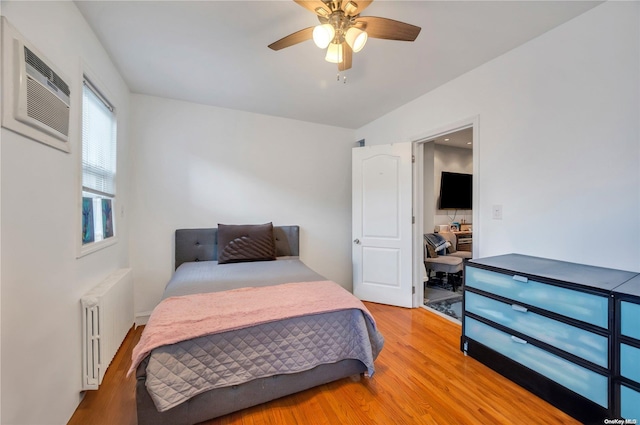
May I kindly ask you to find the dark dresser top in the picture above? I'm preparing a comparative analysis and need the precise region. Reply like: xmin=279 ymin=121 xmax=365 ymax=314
xmin=469 ymin=254 xmax=639 ymax=292
xmin=613 ymin=273 xmax=640 ymax=297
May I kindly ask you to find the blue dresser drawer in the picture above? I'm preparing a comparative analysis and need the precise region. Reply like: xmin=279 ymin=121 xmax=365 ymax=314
xmin=464 ymin=317 xmax=609 ymax=407
xmin=465 ymin=291 xmax=608 ymax=367
xmin=466 ymin=267 xmax=608 ymax=328
xmin=621 ymin=343 xmax=640 ymax=383
xmin=621 ymin=384 xmax=640 ymax=420
xmin=621 ymin=301 xmax=640 ymax=340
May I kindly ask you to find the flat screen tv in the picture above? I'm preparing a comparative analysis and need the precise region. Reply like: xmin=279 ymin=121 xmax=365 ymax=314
xmin=439 ymin=171 xmax=472 ymax=210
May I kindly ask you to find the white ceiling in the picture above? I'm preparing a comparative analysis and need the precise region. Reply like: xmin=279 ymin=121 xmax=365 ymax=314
xmin=75 ymin=1 xmax=601 ymax=129
xmin=433 ymin=127 xmax=473 ymax=149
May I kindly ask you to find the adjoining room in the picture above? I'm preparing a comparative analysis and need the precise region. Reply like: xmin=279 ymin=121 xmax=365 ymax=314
xmin=421 ymin=128 xmax=473 ymax=321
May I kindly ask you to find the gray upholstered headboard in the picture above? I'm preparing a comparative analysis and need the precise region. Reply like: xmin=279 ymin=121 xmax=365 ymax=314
xmin=174 ymin=225 xmax=300 ymax=270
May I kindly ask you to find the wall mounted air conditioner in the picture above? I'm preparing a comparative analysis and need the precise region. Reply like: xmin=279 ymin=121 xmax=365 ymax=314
xmin=1 ymin=17 xmax=71 ymax=153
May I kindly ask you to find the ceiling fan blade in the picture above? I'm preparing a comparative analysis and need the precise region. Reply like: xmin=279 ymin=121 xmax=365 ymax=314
xmin=293 ymin=0 xmax=332 ymax=17
xmin=268 ymin=27 xmax=314 ymax=51
xmin=356 ymin=16 xmax=421 ymax=41
xmin=338 ymin=42 xmax=352 ymax=71
xmin=342 ymin=0 xmax=373 ymax=15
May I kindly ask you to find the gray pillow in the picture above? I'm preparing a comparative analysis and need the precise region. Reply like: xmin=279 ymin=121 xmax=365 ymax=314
xmin=217 ymin=222 xmax=276 ymax=264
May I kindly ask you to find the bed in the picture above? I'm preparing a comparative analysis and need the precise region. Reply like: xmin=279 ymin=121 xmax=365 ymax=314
xmin=133 ymin=224 xmax=384 ymax=425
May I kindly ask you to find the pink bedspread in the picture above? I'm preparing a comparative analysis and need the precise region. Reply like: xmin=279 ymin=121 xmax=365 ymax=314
xmin=128 ymin=280 xmax=376 ymax=376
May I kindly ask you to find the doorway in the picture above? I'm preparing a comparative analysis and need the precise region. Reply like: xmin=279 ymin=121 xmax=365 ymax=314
xmin=412 ymin=118 xmax=479 ymax=320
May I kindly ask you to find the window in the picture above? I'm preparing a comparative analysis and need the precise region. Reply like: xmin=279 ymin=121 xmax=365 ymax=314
xmin=81 ymin=77 xmax=117 ymax=248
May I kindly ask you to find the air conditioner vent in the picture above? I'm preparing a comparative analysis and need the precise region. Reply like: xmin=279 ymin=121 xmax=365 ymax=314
xmin=26 ymin=76 xmax=70 ymax=136
xmin=24 ymin=46 xmax=70 ymax=96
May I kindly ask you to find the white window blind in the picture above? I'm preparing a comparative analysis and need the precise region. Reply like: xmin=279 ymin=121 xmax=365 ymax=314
xmin=82 ymin=79 xmax=116 ymax=197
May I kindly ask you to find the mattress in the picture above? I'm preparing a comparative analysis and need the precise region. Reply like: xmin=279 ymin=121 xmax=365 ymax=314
xmin=162 ymin=257 xmax=325 ymax=299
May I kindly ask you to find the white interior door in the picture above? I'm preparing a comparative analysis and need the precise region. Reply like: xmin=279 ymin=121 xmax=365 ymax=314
xmin=352 ymin=142 xmax=413 ymax=308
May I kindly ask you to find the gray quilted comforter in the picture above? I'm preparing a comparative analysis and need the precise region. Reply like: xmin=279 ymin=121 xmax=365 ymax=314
xmin=145 ymin=308 xmax=384 ymax=412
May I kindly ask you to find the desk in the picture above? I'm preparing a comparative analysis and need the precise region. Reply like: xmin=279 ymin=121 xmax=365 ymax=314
xmin=453 ymin=231 xmax=472 ymax=251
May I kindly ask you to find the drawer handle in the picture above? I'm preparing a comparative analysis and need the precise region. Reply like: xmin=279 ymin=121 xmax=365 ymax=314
xmin=511 ymin=304 xmax=528 ymax=313
xmin=511 ymin=336 xmax=528 ymax=344
xmin=512 ymin=275 xmax=528 ymax=283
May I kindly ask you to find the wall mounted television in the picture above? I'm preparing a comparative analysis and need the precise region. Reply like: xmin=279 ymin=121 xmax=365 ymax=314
xmin=439 ymin=171 xmax=472 ymax=210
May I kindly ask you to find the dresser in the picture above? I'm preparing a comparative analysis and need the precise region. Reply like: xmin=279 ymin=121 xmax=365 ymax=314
xmin=461 ymin=254 xmax=638 ymax=424
xmin=614 ymin=274 xmax=640 ymax=421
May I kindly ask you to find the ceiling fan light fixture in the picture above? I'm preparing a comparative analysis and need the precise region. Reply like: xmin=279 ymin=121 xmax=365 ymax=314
xmin=313 ymin=24 xmax=335 ymax=49
xmin=343 ymin=1 xmax=358 ymax=15
xmin=267 ymin=0 xmax=422 ymax=72
xmin=315 ymin=7 xmax=330 ymax=17
xmin=345 ymin=27 xmax=368 ymax=52
xmin=325 ymin=42 xmax=343 ymax=63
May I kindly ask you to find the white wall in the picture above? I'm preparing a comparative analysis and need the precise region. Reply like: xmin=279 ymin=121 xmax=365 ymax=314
xmin=0 ymin=2 xmax=131 ymax=424
xmin=129 ymin=95 xmax=355 ymax=317
xmin=358 ymin=2 xmax=640 ymax=271
xmin=423 ymin=142 xmax=435 ymax=233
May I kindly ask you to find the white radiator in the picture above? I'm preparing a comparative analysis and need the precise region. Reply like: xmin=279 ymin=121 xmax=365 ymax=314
xmin=81 ymin=268 xmax=134 ymax=390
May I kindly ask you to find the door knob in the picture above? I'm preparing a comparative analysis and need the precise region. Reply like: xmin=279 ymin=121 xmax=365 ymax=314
xmin=353 ymin=238 xmax=360 ymax=244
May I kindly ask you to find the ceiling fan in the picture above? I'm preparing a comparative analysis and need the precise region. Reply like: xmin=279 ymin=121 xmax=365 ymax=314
xmin=268 ymin=0 xmax=421 ymax=71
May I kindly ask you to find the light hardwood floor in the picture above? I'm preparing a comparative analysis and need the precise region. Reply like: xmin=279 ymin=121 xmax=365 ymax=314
xmin=68 ymin=303 xmax=581 ymax=425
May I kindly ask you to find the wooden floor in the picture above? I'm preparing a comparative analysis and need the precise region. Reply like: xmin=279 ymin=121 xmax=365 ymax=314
xmin=68 ymin=303 xmax=581 ymax=425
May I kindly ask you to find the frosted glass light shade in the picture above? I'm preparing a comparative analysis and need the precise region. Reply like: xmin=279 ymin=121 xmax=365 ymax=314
xmin=325 ymin=43 xmax=343 ymax=63
xmin=313 ymin=24 xmax=335 ymax=49
xmin=345 ymin=27 xmax=367 ymax=52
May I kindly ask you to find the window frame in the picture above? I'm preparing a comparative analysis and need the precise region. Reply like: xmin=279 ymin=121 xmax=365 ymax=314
xmin=77 ymin=65 xmax=119 ymax=258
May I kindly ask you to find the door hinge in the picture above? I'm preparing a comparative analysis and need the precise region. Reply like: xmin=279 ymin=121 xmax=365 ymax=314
xmin=412 ymin=155 xmax=415 ymax=163
xmin=412 ymin=216 xmax=415 ymax=224
xmin=412 ymin=286 xmax=416 ymax=294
